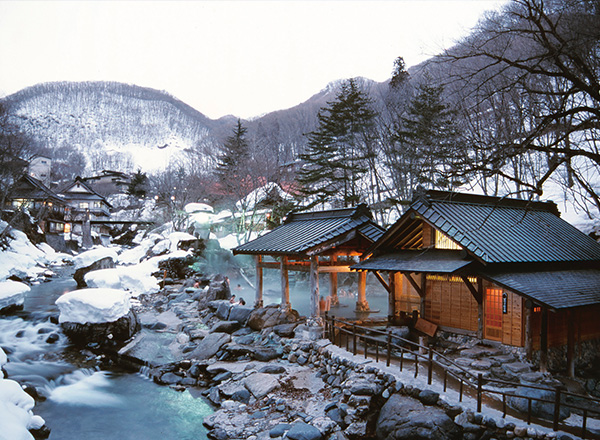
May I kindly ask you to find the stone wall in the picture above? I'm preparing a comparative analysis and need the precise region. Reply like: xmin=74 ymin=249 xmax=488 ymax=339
xmin=284 ymin=339 xmax=579 ymax=440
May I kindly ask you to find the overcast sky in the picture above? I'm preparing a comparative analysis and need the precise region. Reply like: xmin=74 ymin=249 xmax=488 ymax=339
xmin=0 ymin=1 xmax=507 ymax=120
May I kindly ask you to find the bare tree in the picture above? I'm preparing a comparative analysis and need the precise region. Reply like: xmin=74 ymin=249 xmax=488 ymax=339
xmin=439 ymin=0 xmax=600 ymax=213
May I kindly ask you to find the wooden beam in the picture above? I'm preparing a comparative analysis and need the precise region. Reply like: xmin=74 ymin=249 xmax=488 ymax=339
xmin=373 ymin=271 xmax=391 ymax=294
xmin=404 ymin=273 xmax=424 ymax=297
xmin=420 ymin=273 xmax=427 ymax=318
xmin=255 ymin=255 xmax=263 ymax=308
xmin=460 ymin=275 xmax=482 ymax=304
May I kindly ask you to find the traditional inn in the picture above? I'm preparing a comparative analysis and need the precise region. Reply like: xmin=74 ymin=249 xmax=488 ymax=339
xmin=233 ymin=204 xmax=385 ymax=318
xmin=352 ymin=190 xmax=600 ymax=376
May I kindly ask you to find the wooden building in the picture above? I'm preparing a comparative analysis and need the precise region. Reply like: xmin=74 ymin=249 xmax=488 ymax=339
xmin=233 ymin=204 xmax=385 ymax=318
xmin=353 ymin=190 xmax=600 ymax=375
xmin=4 ymin=174 xmax=69 ymax=234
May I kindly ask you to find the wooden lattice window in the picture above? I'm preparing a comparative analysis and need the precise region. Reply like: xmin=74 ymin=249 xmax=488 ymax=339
xmin=485 ymin=288 xmax=503 ymax=341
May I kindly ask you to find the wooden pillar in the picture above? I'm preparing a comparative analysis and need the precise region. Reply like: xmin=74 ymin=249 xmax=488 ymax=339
xmin=280 ymin=256 xmax=290 ymax=311
xmin=309 ymin=255 xmax=320 ymax=318
xmin=477 ymin=278 xmax=484 ymax=340
xmin=329 ymin=255 xmax=339 ymax=307
xmin=356 ymin=270 xmax=369 ymax=312
xmin=388 ymin=272 xmax=397 ymax=322
xmin=525 ymin=300 xmax=533 ymax=360
xmin=540 ymin=307 xmax=548 ymax=373
xmin=255 ymin=255 xmax=264 ymax=308
xmin=419 ymin=273 xmax=427 ymax=318
xmin=566 ymin=309 xmax=575 ymax=378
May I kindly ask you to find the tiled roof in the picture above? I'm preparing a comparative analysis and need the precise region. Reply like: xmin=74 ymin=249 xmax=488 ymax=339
xmin=233 ymin=204 xmax=384 ymax=256
xmin=482 ymin=269 xmax=600 ymax=309
xmin=411 ymin=191 xmax=600 ymax=264
xmin=10 ymin=175 xmax=66 ymax=204
xmin=352 ymin=249 xmax=472 ymax=273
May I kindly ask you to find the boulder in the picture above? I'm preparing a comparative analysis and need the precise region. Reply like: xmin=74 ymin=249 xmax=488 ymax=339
xmin=286 ymin=422 xmax=323 ymax=440
xmin=247 ymin=305 xmax=300 ymax=331
xmin=210 ymin=320 xmax=240 ymax=334
xmin=508 ymin=386 xmax=570 ymax=421
xmin=73 ymin=256 xmax=115 ymax=288
xmin=228 ymin=305 xmax=254 ymax=324
xmin=244 ymin=372 xmax=280 ymax=398
xmin=216 ymin=301 xmax=232 ymax=320
xmin=376 ymin=394 xmax=462 ymax=440
xmin=61 ymin=309 xmax=139 ymax=347
xmin=273 ymin=323 xmax=299 ymax=337
xmin=197 ymin=275 xmax=231 ymax=310
xmin=188 ymin=332 xmax=231 ymax=360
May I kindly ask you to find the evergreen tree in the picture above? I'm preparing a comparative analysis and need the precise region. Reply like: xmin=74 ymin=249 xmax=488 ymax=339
xmin=127 ymin=169 xmax=148 ymax=198
xmin=297 ymin=79 xmax=378 ymax=208
xmin=393 ymin=81 xmax=461 ymax=191
xmin=215 ymin=119 xmax=250 ymax=199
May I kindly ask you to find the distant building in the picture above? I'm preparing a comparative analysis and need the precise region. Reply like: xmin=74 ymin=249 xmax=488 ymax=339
xmin=82 ymin=170 xmax=131 ymax=197
xmin=4 ymin=174 xmax=68 ymax=235
xmin=27 ymin=156 xmax=52 ymax=186
xmin=60 ymin=177 xmax=113 ymax=243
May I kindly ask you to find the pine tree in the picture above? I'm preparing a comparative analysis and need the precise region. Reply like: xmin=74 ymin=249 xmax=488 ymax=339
xmin=127 ymin=169 xmax=148 ymax=198
xmin=215 ymin=119 xmax=250 ymax=198
xmin=393 ymin=81 xmax=461 ymax=190
xmin=297 ymin=79 xmax=378 ymax=208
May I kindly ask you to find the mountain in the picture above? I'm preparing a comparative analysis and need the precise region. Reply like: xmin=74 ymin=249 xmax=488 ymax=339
xmin=2 ymin=81 xmax=238 ymax=171
xmin=1 ymin=78 xmax=390 ymax=173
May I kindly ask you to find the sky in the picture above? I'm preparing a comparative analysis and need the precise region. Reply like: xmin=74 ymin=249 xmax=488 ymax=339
xmin=0 ymin=1 xmax=508 ymax=120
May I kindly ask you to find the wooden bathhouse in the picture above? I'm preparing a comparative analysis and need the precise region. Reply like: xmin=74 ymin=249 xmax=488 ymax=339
xmin=232 ymin=204 xmax=385 ymax=318
xmin=352 ymin=190 xmax=600 ymax=375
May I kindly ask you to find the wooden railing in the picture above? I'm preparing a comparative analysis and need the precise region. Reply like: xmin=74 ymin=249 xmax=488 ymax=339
xmin=324 ymin=314 xmax=600 ymax=439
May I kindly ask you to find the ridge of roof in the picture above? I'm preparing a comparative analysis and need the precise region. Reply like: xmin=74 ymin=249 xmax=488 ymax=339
xmin=419 ymin=190 xmax=560 ymax=216
xmin=284 ymin=203 xmax=371 ymax=223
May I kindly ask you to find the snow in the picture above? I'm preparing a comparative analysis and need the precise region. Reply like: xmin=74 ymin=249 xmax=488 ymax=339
xmin=0 ymin=377 xmax=43 ymax=440
xmin=0 ymin=347 xmax=6 ymax=376
xmin=72 ymin=247 xmax=119 ymax=270
xmin=0 ymin=280 xmax=30 ymax=310
xmin=84 ymin=265 xmax=159 ymax=297
xmin=56 ymin=288 xmax=131 ymax=324
xmin=184 ymin=202 xmax=214 ymax=214
xmin=235 ymin=182 xmax=293 ymax=211
xmin=219 ymin=232 xmax=260 ymax=250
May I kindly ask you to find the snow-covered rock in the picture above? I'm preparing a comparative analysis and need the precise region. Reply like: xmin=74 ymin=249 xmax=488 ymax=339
xmin=73 ymin=247 xmax=119 ymax=270
xmin=84 ymin=265 xmax=159 ymax=297
xmin=0 ymin=281 xmax=30 ymax=312
xmin=56 ymin=288 xmax=131 ymax=324
xmin=0 ymin=377 xmax=44 ymax=440
xmin=184 ymin=203 xmax=213 ymax=214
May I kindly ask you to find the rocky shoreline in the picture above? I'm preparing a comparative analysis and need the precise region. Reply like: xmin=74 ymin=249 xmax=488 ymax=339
xmin=90 ymin=272 xmax=586 ymax=440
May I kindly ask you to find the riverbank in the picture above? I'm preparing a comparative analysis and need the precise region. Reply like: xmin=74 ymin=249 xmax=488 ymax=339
xmin=117 ymin=274 xmax=594 ymax=440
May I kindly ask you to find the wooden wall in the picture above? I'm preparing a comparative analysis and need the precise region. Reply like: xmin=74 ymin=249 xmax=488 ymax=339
xmin=530 ymin=304 xmax=600 ymax=349
xmin=424 ymin=275 xmax=479 ymax=332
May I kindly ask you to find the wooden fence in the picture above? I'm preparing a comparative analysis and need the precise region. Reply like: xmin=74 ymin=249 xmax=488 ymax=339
xmin=324 ymin=314 xmax=600 ymax=439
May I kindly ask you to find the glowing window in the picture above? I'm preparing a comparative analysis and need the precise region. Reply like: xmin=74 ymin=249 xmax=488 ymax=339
xmin=435 ymin=230 xmax=461 ymax=250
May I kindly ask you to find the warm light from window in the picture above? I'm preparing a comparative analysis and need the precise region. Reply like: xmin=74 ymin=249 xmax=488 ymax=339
xmin=64 ymin=223 xmax=71 ymax=233
xmin=435 ymin=230 xmax=461 ymax=250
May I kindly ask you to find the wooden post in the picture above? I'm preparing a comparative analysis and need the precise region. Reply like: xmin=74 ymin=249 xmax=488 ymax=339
xmin=388 ymin=272 xmax=396 ymax=323
xmin=567 ymin=309 xmax=575 ymax=378
xmin=356 ymin=270 xmax=369 ymax=312
xmin=309 ymin=255 xmax=320 ymax=318
xmin=280 ymin=256 xmax=290 ymax=311
xmin=255 ymin=255 xmax=263 ymax=308
xmin=330 ymin=255 xmax=339 ymax=307
xmin=525 ymin=300 xmax=533 ymax=360
xmin=420 ymin=273 xmax=427 ymax=318
xmin=477 ymin=278 xmax=484 ymax=340
xmin=540 ymin=307 xmax=548 ymax=373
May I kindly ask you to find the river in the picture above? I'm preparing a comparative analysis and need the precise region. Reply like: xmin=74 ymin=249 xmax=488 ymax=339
xmin=1 ymin=271 xmax=212 ymax=440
